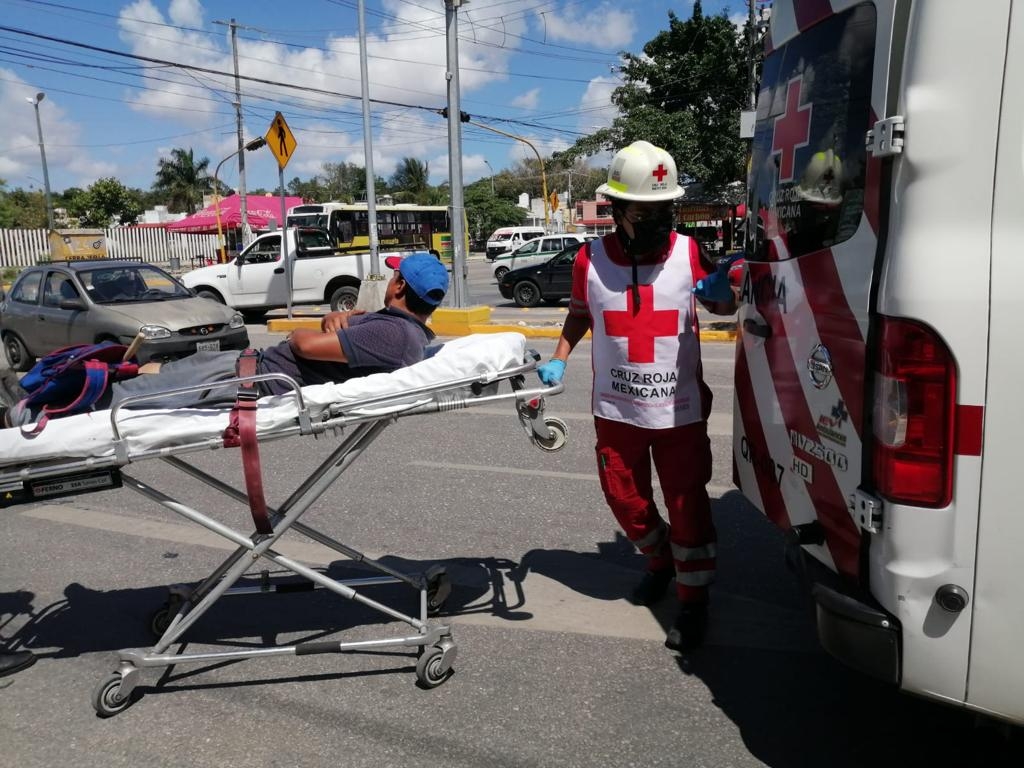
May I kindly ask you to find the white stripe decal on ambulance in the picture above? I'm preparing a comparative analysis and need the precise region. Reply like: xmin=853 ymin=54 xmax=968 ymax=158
xmin=797 ymin=249 xmax=867 ymax=434
xmin=734 ymin=341 xmax=789 ymax=529
xmin=747 ymin=260 xmax=860 ymax=577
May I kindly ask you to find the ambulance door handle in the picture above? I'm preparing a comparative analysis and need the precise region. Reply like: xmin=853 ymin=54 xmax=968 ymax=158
xmin=743 ymin=318 xmax=772 ymax=338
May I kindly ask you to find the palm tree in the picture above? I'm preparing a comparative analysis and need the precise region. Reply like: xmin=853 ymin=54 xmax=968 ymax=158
xmin=389 ymin=157 xmax=432 ymax=204
xmin=153 ymin=148 xmax=212 ymax=214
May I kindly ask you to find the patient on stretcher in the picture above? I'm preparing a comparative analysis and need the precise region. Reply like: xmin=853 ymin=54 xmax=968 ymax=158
xmin=1 ymin=253 xmax=448 ymax=427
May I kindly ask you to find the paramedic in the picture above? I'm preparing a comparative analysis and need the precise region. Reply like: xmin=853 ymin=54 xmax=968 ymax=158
xmin=2 ymin=252 xmax=448 ymax=422
xmin=536 ymin=141 xmax=737 ymax=653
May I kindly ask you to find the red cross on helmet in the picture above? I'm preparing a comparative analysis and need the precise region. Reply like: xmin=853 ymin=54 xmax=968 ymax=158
xmin=596 ymin=140 xmax=685 ymax=202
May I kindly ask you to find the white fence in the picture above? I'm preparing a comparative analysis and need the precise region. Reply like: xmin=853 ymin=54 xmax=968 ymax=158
xmin=0 ymin=228 xmax=221 ymax=271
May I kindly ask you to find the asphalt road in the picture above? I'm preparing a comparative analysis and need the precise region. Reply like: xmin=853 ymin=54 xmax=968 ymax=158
xmin=0 ymin=331 xmax=1020 ymax=767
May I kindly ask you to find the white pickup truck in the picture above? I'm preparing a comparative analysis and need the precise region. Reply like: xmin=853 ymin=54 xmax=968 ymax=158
xmin=181 ymin=227 xmax=422 ymax=317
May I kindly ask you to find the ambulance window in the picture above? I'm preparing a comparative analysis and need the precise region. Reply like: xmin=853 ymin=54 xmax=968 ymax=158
xmin=745 ymin=3 xmax=876 ymax=262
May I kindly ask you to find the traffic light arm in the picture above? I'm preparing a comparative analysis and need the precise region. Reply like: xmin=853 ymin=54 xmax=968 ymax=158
xmin=464 ymin=118 xmax=549 ymax=228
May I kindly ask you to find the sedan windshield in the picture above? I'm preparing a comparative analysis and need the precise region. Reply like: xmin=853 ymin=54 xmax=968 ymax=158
xmin=80 ymin=265 xmax=192 ymax=304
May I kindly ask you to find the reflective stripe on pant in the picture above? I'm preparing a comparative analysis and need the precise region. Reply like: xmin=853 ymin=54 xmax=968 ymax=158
xmin=594 ymin=416 xmax=715 ymax=603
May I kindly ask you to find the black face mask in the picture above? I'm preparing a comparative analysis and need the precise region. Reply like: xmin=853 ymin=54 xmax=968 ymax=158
xmin=619 ymin=209 xmax=675 ymax=257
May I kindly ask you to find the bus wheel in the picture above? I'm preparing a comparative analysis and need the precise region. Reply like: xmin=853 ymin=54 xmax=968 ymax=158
xmin=330 ymin=285 xmax=360 ymax=312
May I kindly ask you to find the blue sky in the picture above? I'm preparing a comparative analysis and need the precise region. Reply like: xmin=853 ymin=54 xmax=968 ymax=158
xmin=3 ymin=0 xmax=748 ymax=198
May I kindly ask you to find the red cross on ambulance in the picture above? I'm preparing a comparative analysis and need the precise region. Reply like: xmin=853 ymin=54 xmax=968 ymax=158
xmin=603 ymin=284 xmax=679 ymax=363
xmin=771 ymin=76 xmax=812 ymax=183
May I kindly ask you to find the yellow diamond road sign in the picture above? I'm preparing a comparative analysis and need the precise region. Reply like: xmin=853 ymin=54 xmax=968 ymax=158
xmin=266 ymin=112 xmax=297 ymax=170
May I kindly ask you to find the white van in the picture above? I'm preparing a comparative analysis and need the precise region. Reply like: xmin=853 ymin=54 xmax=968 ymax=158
xmin=492 ymin=234 xmax=587 ymax=279
xmin=485 ymin=226 xmax=546 ymax=260
xmin=734 ymin=0 xmax=1023 ymax=726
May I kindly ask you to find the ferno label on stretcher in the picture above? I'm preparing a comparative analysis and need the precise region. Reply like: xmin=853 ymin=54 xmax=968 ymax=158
xmin=0 ymin=468 xmax=122 ymax=508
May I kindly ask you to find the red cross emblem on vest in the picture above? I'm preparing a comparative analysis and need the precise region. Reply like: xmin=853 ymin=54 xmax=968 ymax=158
xmin=603 ymin=284 xmax=679 ymax=363
xmin=652 ymin=164 xmax=668 ymax=183
xmin=771 ymin=77 xmax=812 ymax=183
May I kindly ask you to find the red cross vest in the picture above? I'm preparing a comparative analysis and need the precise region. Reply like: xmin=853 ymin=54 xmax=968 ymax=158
xmin=586 ymin=234 xmax=703 ymax=429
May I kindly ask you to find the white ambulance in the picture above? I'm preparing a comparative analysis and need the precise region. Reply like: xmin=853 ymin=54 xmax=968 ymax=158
xmin=733 ymin=0 xmax=1023 ymax=725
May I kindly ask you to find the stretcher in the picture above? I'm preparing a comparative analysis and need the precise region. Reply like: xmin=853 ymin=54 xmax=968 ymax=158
xmin=0 ymin=332 xmax=567 ymax=717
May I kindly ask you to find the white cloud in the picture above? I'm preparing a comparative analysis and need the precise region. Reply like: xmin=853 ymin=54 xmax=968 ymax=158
xmin=1 ymin=69 xmax=110 ymax=189
xmin=510 ymin=88 xmax=540 ymax=110
xmin=577 ymin=75 xmax=621 ymax=132
xmin=533 ymin=3 xmax=636 ymax=48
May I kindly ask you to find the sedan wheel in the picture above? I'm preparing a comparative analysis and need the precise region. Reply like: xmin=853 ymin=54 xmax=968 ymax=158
xmin=2 ymin=333 xmax=33 ymax=372
xmin=494 ymin=266 xmax=509 ymax=280
xmin=513 ymin=281 xmax=542 ymax=308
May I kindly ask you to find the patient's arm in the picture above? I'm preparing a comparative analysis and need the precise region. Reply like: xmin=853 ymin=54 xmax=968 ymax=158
xmin=288 ymin=328 xmax=348 ymax=363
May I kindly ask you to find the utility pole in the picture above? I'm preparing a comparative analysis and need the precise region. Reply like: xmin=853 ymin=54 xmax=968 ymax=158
xmin=355 ymin=0 xmax=386 ymax=310
xmin=444 ymin=0 xmax=468 ymax=308
xmin=214 ymin=18 xmax=251 ymax=242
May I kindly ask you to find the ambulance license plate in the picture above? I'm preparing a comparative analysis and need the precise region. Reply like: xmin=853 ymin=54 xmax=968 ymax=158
xmin=196 ymin=340 xmax=220 ymax=352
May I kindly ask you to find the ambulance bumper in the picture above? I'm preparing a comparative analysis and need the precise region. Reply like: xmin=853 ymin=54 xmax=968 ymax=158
xmin=811 ymin=582 xmax=901 ymax=685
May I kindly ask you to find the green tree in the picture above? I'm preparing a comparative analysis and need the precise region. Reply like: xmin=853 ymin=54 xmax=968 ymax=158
xmin=0 ymin=186 xmax=47 ymax=228
xmin=319 ymin=161 xmax=367 ymax=202
xmin=463 ymin=182 xmax=528 ymax=245
xmin=556 ymin=2 xmax=749 ymax=194
xmin=287 ymin=176 xmax=327 ymax=201
xmin=68 ymin=178 xmax=143 ymax=226
xmin=389 ymin=157 xmax=432 ymax=203
xmin=152 ymin=147 xmax=211 ymax=214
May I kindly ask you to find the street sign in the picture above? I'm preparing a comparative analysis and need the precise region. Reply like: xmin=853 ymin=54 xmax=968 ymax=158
xmin=265 ymin=112 xmax=297 ymax=170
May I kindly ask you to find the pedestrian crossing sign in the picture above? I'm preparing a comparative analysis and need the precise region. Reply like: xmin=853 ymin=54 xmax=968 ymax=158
xmin=266 ymin=112 xmax=297 ymax=170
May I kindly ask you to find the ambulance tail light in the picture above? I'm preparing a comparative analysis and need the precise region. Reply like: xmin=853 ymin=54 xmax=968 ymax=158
xmin=871 ymin=317 xmax=955 ymax=507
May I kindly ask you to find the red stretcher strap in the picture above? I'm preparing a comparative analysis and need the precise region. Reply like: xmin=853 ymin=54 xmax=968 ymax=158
xmin=223 ymin=349 xmax=271 ymax=535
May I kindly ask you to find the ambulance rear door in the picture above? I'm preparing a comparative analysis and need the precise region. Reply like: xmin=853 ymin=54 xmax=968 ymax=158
xmin=733 ymin=1 xmax=898 ymax=582
xmin=969 ymin=0 xmax=1024 ymax=725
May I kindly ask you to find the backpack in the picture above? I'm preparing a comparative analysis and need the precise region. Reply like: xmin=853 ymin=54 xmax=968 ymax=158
xmin=16 ymin=341 xmax=140 ymax=434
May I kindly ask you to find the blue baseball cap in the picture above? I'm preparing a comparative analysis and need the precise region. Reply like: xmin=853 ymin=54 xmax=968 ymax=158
xmin=384 ymin=252 xmax=449 ymax=306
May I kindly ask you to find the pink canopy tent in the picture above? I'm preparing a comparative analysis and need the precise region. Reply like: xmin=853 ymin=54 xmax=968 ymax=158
xmin=166 ymin=194 xmax=306 ymax=235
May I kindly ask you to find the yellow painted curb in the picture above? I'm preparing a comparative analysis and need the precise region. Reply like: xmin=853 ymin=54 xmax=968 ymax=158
xmin=266 ymin=316 xmax=736 ymax=342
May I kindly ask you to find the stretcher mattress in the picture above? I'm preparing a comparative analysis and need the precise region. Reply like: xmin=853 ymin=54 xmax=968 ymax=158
xmin=0 ymin=332 xmax=528 ymax=468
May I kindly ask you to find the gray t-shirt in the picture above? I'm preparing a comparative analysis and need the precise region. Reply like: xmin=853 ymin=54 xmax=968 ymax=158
xmin=257 ymin=307 xmax=434 ymax=395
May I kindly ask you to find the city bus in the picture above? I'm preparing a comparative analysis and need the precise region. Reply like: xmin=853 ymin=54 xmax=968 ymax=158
xmin=286 ymin=202 xmax=455 ymax=259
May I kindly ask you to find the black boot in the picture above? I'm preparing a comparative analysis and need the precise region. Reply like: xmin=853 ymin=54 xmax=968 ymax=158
xmin=630 ymin=567 xmax=674 ymax=606
xmin=665 ymin=602 xmax=708 ymax=652
xmin=0 ymin=651 xmax=36 ymax=678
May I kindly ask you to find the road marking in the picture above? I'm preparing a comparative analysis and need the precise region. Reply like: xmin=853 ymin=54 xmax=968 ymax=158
xmin=442 ymin=409 xmax=733 ymax=436
xmin=410 ymin=461 xmax=735 ymax=497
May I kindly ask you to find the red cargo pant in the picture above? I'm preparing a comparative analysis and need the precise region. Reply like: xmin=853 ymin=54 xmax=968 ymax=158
xmin=594 ymin=416 xmax=716 ymax=603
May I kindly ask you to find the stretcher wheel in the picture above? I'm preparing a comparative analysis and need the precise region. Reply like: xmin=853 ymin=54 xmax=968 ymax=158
xmin=92 ymin=673 xmax=134 ymax=718
xmin=534 ymin=417 xmax=568 ymax=452
xmin=425 ymin=566 xmax=451 ymax=614
xmin=415 ymin=646 xmax=451 ymax=689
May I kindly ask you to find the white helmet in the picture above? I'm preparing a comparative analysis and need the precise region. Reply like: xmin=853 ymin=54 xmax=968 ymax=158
xmin=596 ymin=140 xmax=685 ymax=203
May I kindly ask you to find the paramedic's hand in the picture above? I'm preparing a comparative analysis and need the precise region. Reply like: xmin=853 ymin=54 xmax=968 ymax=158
xmin=537 ymin=359 xmax=566 ymax=386
xmin=322 ymin=309 xmax=365 ymax=333
xmin=692 ymin=253 xmax=742 ymax=303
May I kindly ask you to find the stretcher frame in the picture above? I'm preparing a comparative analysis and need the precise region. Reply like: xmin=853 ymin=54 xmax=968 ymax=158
xmin=0 ymin=346 xmax=566 ymax=717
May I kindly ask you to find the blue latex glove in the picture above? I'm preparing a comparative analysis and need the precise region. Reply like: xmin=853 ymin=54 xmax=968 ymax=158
xmin=693 ymin=253 xmax=743 ymax=303
xmin=537 ymin=359 xmax=566 ymax=385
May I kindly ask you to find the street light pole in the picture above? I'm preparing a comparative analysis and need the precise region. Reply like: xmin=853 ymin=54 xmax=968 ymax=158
xmin=26 ymin=92 xmax=54 ymax=232
xmin=483 ymin=159 xmax=495 ymax=195
xmin=213 ymin=137 xmax=267 ymax=262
